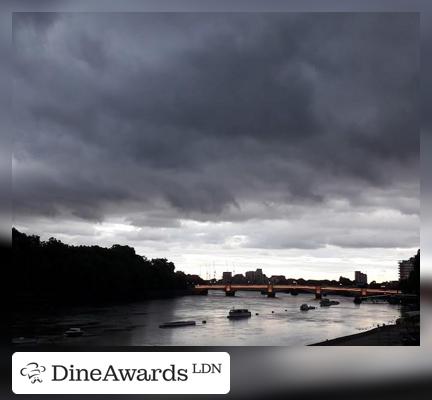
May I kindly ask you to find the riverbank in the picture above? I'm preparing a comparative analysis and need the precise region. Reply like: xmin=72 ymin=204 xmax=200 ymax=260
xmin=310 ymin=323 xmax=419 ymax=346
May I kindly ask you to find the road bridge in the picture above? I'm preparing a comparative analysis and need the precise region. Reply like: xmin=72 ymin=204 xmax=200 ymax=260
xmin=194 ymin=284 xmax=399 ymax=299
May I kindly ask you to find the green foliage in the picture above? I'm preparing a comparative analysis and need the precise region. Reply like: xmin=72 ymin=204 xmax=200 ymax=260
xmin=12 ymin=228 xmax=189 ymax=306
xmin=339 ymin=276 xmax=353 ymax=286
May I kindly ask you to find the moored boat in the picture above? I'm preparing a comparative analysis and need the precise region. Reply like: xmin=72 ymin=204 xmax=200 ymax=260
xmin=12 ymin=337 xmax=38 ymax=345
xmin=300 ymin=303 xmax=315 ymax=311
xmin=320 ymin=299 xmax=340 ymax=307
xmin=64 ymin=328 xmax=84 ymax=337
xmin=227 ymin=308 xmax=252 ymax=319
xmin=159 ymin=320 xmax=196 ymax=328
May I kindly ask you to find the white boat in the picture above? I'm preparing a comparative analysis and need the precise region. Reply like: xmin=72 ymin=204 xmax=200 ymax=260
xmin=159 ymin=321 xmax=196 ymax=328
xmin=64 ymin=328 xmax=84 ymax=337
xmin=227 ymin=309 xmax=252 ymax=319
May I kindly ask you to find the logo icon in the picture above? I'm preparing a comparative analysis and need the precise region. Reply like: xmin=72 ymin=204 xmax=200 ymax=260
xmin=20 ymin=362 xmax=46 ymax=383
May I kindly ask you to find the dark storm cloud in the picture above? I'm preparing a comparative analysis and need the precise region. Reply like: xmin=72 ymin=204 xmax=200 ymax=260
xmin=12 ymin=13 xmax=419 ymax=249
xmin=13 ymin=11 xmax=58 ymax=32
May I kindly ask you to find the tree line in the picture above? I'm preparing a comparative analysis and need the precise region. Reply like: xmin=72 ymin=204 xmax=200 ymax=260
xmin=12 ymin=228 xmax=201 ymax=307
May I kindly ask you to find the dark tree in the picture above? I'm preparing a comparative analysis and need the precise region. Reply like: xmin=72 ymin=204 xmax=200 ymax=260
xmin=12 ymin=228 xmax=190 ymax=307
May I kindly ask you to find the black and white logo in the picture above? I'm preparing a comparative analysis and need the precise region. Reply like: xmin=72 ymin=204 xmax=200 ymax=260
xmin=20 ymin=362 xmax=46 ymax=383
xmin=13 ymin=352 xmax=230 ymax=394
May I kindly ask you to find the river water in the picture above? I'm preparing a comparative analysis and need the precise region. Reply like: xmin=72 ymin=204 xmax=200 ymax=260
xmin=13 ymin=291 xmax=401 ymax=346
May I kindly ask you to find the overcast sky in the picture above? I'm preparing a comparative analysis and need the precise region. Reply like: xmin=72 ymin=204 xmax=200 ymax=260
xmin=12 ymin=12 xmax=419 ymax=281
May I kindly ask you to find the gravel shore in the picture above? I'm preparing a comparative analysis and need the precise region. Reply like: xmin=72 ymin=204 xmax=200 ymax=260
xmin=310 ymin=323 xmax=419 ymax=346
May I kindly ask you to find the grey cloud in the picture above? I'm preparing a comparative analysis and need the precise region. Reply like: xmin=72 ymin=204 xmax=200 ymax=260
xmin=12 ymin=12 xmax=419 ymax=253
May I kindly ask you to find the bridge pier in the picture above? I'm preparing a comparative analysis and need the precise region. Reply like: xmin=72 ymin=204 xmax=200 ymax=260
xmin=266 ymin=284 xmax=276 ymax=298
xmin=224 ymin=285 xmax=236 ymax=296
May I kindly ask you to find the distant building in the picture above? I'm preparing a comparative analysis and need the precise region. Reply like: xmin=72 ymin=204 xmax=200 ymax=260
xmin=244 ymin=268 xmax=268 ymax=284
xmin=231 ymin=274 xmax=248 ymax=284
xmin=354 ymin=271 xmax=368 ymax=286
xmin=399 ymin=259 xmax=415 ymax=281
xmin=269 ymin=275 xmax=285 ymax=284
xmin=245 ymin=271 xmax=256 ymax=283
xmin=255 ymin=268 xmax=265 ymax=284
xmin=222 ymin=271 xmax=232 ymax=284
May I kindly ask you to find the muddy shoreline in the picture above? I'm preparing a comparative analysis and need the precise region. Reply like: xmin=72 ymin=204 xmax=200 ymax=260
xmin=310 ymin=323 xmax=419 ymax=346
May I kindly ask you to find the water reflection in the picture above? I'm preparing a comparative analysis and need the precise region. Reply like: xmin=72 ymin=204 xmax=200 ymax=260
xmin=12 ymin=291 xmax=401 ymax=346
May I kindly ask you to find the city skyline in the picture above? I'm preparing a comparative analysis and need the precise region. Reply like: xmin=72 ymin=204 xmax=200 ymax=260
xmin=206 ymin=267 xmax=373 ymax=282
xmin=13 ymin=13 xmax=419 ymax=283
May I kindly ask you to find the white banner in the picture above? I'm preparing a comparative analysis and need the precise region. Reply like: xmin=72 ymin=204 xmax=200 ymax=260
xmin=12 ymin=352 xmax=230 ymax=394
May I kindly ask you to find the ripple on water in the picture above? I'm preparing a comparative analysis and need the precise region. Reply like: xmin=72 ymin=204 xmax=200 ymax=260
xmin=12 ymin=292 xmax=402 ymax=346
